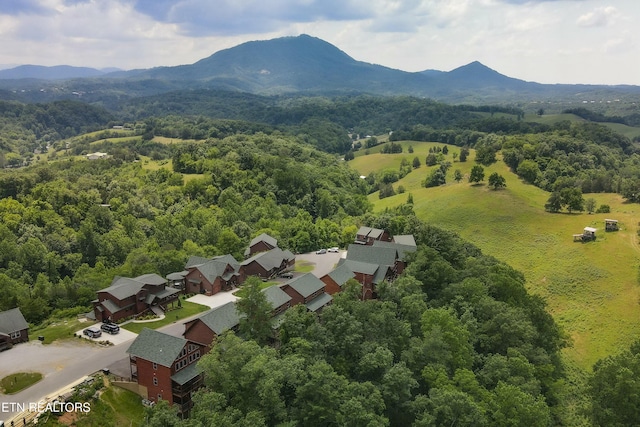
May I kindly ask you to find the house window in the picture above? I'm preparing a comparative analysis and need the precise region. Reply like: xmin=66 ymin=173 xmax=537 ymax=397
xmin=152 ymin=362 xmax=158 ymax=370
xmin=10 ymin=331 xmax=21 ymax=339
xmin=153 ymin=377 xmax=158 ymax=386
xmin=158 ymin=394 xmax=162 ymax=401
xmin=180 ymin=347 xmax=187 ymax=358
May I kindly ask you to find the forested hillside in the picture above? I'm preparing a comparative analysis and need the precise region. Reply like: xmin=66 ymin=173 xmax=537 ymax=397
xmin=2 ymin=94 xmax=640 ymax=425
xmin=144 ymin=211 xmax=566 ymax=426
xmin=0 ymin=126 xmax=370 ymax=324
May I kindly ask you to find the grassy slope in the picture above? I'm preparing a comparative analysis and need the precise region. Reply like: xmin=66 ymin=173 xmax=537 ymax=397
xmin=350 ymin=141 xmax=640 ymax=370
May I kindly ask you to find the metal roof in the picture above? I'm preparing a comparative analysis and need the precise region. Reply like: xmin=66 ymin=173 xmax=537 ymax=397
xmin=127 ymin=328 xmax=187 ymax=367
xmin=0 ymin=308 xmax=28 ymax=335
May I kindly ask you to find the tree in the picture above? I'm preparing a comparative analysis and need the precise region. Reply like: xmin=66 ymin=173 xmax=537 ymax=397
xmin=454 ymin=169 xmax=463 ymax=183
xmin=560 ymin=187 xmax=584 ymax=213
xmin=475 ymin=145 xmax=497 ymax=166
xmin=585 ymin=198 xmax=596 ymax=214
xmin=236 ymin=277 xmax=273 ymax=345
xmin=459 ymin=148 xmax=469 ymax=162
xmin=425 ymin=153 xmax=438 ymax=166
xmin=517 ymin=160 xmax=541 ymax=184
xmin=344 ymin=150 xmax=354 ymax=161
xmin=412 ymin=156 xmax=421 ymax=169
xmin=468 ymin=165 xmax=485 ymax=184
xmin=545 ymin=192 xmax=563 ymax=213
xmin=488 ymin=173 xmax=506 ymax=190
xmin=590 ymin=340 xmax=640 ymax=426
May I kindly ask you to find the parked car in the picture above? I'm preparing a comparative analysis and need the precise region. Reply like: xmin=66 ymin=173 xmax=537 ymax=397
xmin=100 ymin=322 xmax=120 ymax=335
xmin=83 ymin=327 xmax=102 ymax=339
xmin=279 ymin=272 xmax=294 ymax=279
xmin=316 ymin=248 xmax=327 ymax=254
xmin=328 ymin=247 xmax=339 ymax=253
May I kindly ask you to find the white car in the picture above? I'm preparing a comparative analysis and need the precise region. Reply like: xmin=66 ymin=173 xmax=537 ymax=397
xmin=316 ymin=248 xmax=327 ymax=254
xmin=328 ymin=247 xmax=339 ymax=253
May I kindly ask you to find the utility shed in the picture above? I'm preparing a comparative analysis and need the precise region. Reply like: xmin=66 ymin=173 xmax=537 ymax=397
xmin=583 ymin=227 xmax=597 ymax=240
xmin=605 ymin=219 xmax=619 ymax=231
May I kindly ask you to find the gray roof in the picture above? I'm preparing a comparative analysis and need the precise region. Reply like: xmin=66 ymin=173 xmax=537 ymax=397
xmin=305 ymin=293 xmax=333 ymax=312
xmin=100 ymin=299 xmax=133 ymax=314
xmin=250 ymin=233 xmax=278 ymax=249
xmin=99 ymin=277 xmax=145 ymax=300
xmin=185 ymin=256 xmax=212 ymax=269
xmin=262 ymin=286 xmax=292 ymax=310
xmin=0 ymin=308 xmax=28 ymax=334
xmin=134 ymin=273 xmax=167 ymax=286
xmin=346 ymin=244 xmax=397 ymax=267
xmin=392 ymin=234 xmax=417 ymax=246
xmin=127 ymin=328 xmax=187 ymax=367
xmin=194 ymin=301 xmax=242 ymax=335
xmin=171 ymin=363 xmax=202 ymax=386
xmin=325 ymin=263 xmax=355 ymax=286
xmin=153 ymin=287 xmax=181 ymax=300
xmin=194 ymin=260 xmax=232 ymax=283
xmin=167 ymin=271 xmax=188 ymax=281
xmin=372 ymin=240 xmax=417 ymax=261
xmin=241 ymin=248 xmax=294 ymax=271
xmin=283 ymin=273 xmax=325 ymax=298
xmin=338 ymin=259 xmax=380 ymax=276
xmin=212 ymin=254 xmax=240 ymax=270
xmin=356 ymin=226 xmax=384 ymax=239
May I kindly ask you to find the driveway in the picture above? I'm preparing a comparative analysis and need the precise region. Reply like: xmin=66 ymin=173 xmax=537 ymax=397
xmin=186 ymin=290 xmax=238 ymax=309
xmin=296 ymin=250 xmax=346 ymax=278
xmin=74 ymin=323 xmax=138 ymax=346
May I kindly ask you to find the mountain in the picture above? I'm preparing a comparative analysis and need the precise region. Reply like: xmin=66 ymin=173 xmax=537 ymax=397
xmin=0 ymin=65 xmax=109 ymax=80
xmin=134 ymin=34 xmax=430 ymax=95
xmin=0 ymin=34 xmax=638 ymax=105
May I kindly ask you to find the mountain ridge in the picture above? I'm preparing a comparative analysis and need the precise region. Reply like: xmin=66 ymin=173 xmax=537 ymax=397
xmin=0 ymin=34 xmax=638 ymax=105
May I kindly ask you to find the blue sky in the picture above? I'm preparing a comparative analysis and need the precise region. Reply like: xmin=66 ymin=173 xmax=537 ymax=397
xmin=0 ymin=0 xmax=637 ymax=85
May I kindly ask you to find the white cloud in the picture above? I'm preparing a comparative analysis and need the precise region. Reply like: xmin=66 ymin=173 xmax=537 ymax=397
xmin=577 ymin=6 xmax=619 ymax=27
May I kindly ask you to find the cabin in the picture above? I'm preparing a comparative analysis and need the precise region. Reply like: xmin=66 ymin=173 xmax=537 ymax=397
xmin=605 ymin=219 xmax=619 ymax=231
xmin=279 ymin=273 xmax=333 ymax=313
xmin=244 ymin=233 xmax=278 ymax=258
xmin=93 ymin=274 xmax=180 ymax=322
xmin=127 ymin=328 xmax=206 ymax=417
xmin=240 ymin=248 xmax=295 ymax=280
xmin=182 ymin=302 xmax=241 ymax=351
xmin=0 ymin=308 xmax=29 ymax=351
xmin=354 ymin=226 xmax=391 ymax=245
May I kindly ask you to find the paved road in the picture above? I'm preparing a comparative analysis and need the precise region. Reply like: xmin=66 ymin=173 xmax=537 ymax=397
xmin=0 ymin=254 xmax=339 ymax=422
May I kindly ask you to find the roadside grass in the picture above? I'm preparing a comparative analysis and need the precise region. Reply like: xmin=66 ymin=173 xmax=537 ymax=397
xmin=99 ymin=384 xmax=146 ymax=426
xmin=235 ymin=281 xmax=278 ymax=298
xmin=30 ymin=317 xmax=87 ymax=344
xmin=295 ymin=260 xmax=315 ymax=274
xmin=352 ymin=141 xmax=640 ymax=371
xmin=122 ymin=301 xmax=209 ymax=334
xmin=36 ymin=382 xmax=145 ymax=427
xmin=0 ymin=372 xmax=43 ymax=394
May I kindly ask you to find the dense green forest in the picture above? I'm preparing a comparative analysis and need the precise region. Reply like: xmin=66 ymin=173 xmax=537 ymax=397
xmin=146 ymin=213 xmax=567 ymax=426
xmin=0 ymin=125 xmax=371 ymax=324
xmin=2 ymin=93 xmax=640 ymax=425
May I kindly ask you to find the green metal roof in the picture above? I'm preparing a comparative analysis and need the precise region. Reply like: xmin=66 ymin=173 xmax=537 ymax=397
xmin=346 ymin=244 xmax=397 ymax=266
xmin=262 ymin=286 xmax=292 ymax=309
xmin=305 ymin=293 xmax=333 ymax=312
xmin=0 ymin=308 xmax=28 ymax=335
xmin=196 ymin=301 xmax=242 ymax=335
xmin=284 ymin=273 xmax=325 ymax=298
xmin=171 ymin=363 xmax=202 ymax=386
xmin=126 ymin=328 xmax=187 ymax=367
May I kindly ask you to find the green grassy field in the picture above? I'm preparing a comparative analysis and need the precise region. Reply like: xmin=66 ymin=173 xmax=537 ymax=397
xmin=0 ymin=372 xmax=43 ymax=394
xmin=123 ymin=301 xmax=209 ymax=334
xmin=30 ymin=317 xmax=88 ymax=344
xmin=350 ymin=141 xmax=640 ymax=370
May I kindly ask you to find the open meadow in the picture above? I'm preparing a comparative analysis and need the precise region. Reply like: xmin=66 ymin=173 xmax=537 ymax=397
xmin=350 ymin=140 xmax=640 ymax=371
